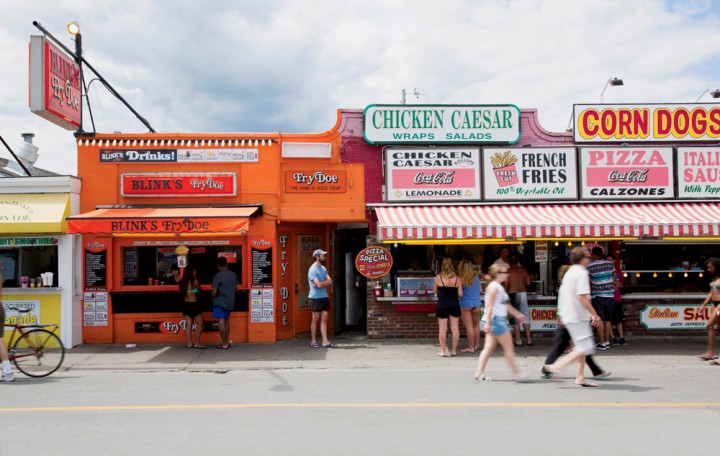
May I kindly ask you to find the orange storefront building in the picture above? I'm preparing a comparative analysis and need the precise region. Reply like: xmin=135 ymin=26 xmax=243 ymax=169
xmin=68 ymin=116 xmax=367 ymax=344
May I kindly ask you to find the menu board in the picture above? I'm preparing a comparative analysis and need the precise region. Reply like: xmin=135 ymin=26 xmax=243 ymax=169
xmin=252 ymin=247 xmax=273 ymax=285
xmin=84 ymin=250 xmax=107 ymax=287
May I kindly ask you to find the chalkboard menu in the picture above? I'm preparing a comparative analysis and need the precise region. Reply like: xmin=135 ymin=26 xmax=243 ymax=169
xmin=251 ymin=247 xmax=272 ymax=285
xmin=85 ymin=249 xmax=107 ymax=287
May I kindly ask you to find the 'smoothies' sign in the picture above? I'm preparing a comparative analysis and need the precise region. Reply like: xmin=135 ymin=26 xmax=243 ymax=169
xmin=573 ymin=103 xmax=720 ymax=142
xmin=29 ymin=35 xmax=81 ymax=130
xmin=364 ymin=104 xmax=521 ymax=144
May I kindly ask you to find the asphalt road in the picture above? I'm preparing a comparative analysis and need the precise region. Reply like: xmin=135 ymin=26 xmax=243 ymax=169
xmin=1 ymin=359 xmax=717 ymax=455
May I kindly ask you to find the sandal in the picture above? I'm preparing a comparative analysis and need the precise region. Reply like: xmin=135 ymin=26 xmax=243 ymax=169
xmin=473 ymin=374 xmax=492 ymax=382
xmin=513 ymin=341 xmax=523 ymax=347
xmin=321 ymin=343 xmax=337 ymax=349
xmin=709 ymin=359 xmax=720 ymax=366
xmin=700 ymin=355 xmax=718 ymax=361
xmin=193 ymin=345 xmax=208 ymax=349
xmin=460 ymin=348 xmax=475 ymax=353
xmin=216 ymin=344 xmax=230 ymax=349
xmin=310 ymin=342 xmax=319 ymax=348
xmin=574 ymin=381 xmax=599 ymax=388
xmin=526 ymin=341 xmax=534 ymax=346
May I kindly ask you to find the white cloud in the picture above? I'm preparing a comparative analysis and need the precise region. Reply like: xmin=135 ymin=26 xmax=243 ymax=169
xmin=1 ymin=0 xmax=719 ymax=174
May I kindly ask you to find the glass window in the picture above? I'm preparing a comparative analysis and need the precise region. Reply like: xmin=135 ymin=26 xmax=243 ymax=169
xmin=0 ymin=243 xmax=58 ymax=288
xmin=122 ymin=245 xmax=242 ymax=286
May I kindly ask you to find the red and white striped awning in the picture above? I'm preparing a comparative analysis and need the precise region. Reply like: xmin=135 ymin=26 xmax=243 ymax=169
xmin=375 ymin=203 xmax=720 ymax=241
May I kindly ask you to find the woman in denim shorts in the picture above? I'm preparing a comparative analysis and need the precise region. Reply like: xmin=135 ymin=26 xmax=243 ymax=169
xmin=473 ymin=264 xmax=529 ymax=382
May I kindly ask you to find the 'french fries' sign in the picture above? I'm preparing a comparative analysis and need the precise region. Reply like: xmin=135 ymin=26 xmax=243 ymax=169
xmin=482 ymin=147 xmax=577 ymax=201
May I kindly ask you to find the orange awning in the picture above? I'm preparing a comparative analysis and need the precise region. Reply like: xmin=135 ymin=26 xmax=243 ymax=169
xmin=67 ymin=206 xmax=259 ymax=235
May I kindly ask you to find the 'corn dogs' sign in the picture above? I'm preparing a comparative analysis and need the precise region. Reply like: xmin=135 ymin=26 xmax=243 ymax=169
xmin=573 ymin=104 xmax=720 ymax=142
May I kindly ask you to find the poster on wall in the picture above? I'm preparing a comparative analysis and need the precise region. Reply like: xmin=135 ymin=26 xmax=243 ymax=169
xmin=639 ymin=304 xmax=710 ymax=330
xmin=83 ymin=291 xmax=108 ymax=327
xmin=677 ymin=147 xmax=720 ymax=199
xmin=579 ymin=147 xmax=674 ymax=200
xmin=482 ymin=147 xmax=577 ymax=201
xmin=3 ymin=300 xmax=41 ymax=325
xmin=250 ymin=288 xmax=275 ymax=323
xmin=385 ymin=148 xmax=481 ymax=202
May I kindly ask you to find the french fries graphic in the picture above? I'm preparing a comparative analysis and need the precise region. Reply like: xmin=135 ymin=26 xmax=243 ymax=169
xmin=490 ymin=151 xmax=518 ymax=169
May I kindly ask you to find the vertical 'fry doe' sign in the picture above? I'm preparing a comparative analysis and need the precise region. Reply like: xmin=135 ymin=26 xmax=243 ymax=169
xmin=29 ymin=35 xmax=82 ymax=130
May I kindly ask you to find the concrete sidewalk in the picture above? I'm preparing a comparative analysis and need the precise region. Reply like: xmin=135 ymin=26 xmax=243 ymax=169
xmin=59 ymin=334 xmax=713 ymax=373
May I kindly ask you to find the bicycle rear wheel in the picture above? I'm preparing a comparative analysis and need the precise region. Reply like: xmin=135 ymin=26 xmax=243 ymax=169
xmin=12 ymin=329 xmax=65 ymax=377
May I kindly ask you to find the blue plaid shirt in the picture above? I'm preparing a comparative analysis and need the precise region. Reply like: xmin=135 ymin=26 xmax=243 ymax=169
xmin=212 ymin=269 xmax=238 ymax=310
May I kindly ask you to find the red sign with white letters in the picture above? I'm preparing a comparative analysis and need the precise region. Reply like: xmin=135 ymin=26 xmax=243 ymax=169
xmin=121 ymin=173 xmax=236 ymax=197
xmin=29 ymin=36 xmax=82 ymax=130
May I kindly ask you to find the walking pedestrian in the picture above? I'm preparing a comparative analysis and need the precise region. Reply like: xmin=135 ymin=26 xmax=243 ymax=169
xmin=541 ymin=265 xmax=611 ymax=381
xmin=211 ymin=256 xmax=238 ymax=349
xmin=473 ymin=264 xmax=528 ymax=382
xmin=543 ymin=247 xmax=602 ymax=387
xmin=458 ymin=259 xmax=481 ymax=353
xmin=0 ymin=271 xmax=15 ymax=382
xmin=433 ymin=257 xmax=462 ymax=357
xmin=698 ymin=257 xmax=720 ymax=361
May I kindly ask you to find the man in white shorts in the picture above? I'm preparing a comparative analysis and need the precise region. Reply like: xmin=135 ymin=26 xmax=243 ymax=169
xmin=544 ymin=247 xmax=602 ymax=387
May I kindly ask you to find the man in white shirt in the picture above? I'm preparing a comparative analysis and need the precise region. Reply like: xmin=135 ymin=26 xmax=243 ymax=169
xmin=493 ymin=246 xmax=511 ymax=269
xmin=544 ymin=247 xmax=601 ymax=387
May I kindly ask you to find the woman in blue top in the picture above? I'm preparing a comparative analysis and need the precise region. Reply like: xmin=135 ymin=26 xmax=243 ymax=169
xmin=180 ymin=264 xmax=206 ymax=349
xmin=458 ymin=259 xmax=482 ymax=353
xmin=473 ymin=264 xmax=528 ymax=382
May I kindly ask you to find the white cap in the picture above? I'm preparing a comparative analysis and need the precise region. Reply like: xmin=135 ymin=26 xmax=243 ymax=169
xmin=312 ymin=249 xmax=327 ymax=258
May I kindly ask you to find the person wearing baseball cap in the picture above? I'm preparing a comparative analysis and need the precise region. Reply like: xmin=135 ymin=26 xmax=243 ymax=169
xmin=308 ymin=249 xmax=335 ymax=348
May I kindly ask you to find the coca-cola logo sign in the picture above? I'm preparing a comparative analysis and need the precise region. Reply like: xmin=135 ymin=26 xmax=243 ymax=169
xmin=580 ymin=147 xmax=674 ymax=200
xmin=385 ymin=148 xmax=481 ymax=202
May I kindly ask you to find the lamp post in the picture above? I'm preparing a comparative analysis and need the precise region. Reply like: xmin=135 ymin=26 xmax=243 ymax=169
xmin=66 ymin=21 xmax=83 ymax=134
xmin=600 ymin=77 xmax=624 ymax=103
xmin=696 ymin=88 xmax=720 ymax=102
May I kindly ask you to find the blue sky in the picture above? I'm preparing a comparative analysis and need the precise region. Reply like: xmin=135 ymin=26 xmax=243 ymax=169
xmin=1 ymin=0 xmax=719 ymax=174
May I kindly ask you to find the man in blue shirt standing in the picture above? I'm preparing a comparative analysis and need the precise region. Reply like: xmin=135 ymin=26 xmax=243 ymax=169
xmin=308 ymin=249 xmax=336 ymax=348
xmin=211 ymin=256 xmax=238 ymax=350
xmin=586 ymin=247 xmax=616 ymax=350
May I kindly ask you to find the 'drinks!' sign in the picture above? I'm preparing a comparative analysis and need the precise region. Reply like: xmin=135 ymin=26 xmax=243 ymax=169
xmin=364 ymin=104 xmax=521 ymax=144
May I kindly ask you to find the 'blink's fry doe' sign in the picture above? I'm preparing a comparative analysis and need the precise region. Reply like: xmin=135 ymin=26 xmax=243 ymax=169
xmin=29 ymin=35 xmax=82 ymax=130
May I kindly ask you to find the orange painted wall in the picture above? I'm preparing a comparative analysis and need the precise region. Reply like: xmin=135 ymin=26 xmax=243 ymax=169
xmin=75 ymin=115 xmax=365 ymax=344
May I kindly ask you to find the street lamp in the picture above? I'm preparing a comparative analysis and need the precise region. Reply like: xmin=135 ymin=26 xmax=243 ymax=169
xmin=67 ymin=21 xmax=83 ymax=134
xmin=600 ymin=77 xmax=624 ymax=103
xmin=696 ymin=88 xmax=720 ymax=102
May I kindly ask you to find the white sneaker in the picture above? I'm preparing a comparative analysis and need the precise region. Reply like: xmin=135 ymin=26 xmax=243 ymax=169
xmin=0 ymin=372 xmax=15 ymax=382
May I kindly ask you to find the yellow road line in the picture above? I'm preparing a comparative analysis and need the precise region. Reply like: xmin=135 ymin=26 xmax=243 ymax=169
xmin=2 ymin=402 xmax=720 ymax=412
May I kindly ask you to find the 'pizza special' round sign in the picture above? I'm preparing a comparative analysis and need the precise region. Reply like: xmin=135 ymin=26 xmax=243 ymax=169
xmin=355 ymin=246 xmax=393 ymax=279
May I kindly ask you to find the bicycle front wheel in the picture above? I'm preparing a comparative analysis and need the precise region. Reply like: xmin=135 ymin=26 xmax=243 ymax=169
xmin=12 ymin=329 xmax=65 ymax=377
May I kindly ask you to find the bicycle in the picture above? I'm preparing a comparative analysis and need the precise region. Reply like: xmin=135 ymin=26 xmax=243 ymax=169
xmin=4 ymin=306 xmax=65 ymax=377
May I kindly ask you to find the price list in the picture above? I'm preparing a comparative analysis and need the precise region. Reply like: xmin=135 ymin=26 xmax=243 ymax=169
xmin=251 ymin=247 xmax=272 ymax=285
xmin=84 ymin=250 xmax=107 ymax=287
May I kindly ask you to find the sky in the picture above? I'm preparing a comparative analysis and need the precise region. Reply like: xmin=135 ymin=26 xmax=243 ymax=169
xmin=1 ymin=0 xmax=720 ymax=175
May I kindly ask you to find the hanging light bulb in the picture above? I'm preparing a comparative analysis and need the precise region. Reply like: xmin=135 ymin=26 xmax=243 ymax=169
xmin=653 ymin=272 xmax=657 ymax=278
xmin=668 ymin=272 xmax=673 ymax=278
xmin=554 ymin=241 xmax=559 ymax=246
xmin=623 ymin=272 xmax=628 ymax=278
xmin=581 ymin=241 xmax=585 ymax=246
xmin=684 ymin=272 xmax=688 ymax=277
xmin=700 ymin=272 xmax=704 ymax=278
xmin=635 ymin=272 xmax=641 ymax=278
xmin=567 ymin=241 xmax=572 ymax=246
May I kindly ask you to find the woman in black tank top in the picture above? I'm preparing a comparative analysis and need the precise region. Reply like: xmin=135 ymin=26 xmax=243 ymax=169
xmin=433 ymin=258 xmax=463 ymax=357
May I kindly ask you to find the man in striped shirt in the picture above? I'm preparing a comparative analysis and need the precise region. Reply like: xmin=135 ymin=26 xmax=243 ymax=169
xmin=586 ymin=247 xmax=616 ymax=350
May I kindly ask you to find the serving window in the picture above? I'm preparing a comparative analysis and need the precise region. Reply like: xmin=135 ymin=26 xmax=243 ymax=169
xmin=0 ymin=238 xmax=58 ymax=288
xmin=121 ymin=245 xmax=243 ymax=286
